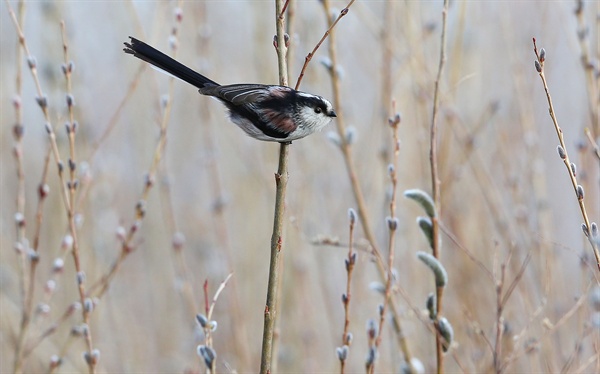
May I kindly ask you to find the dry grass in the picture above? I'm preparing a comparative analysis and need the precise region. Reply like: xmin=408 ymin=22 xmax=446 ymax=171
xmin=1 ymin=1 xmax=599 ymax=373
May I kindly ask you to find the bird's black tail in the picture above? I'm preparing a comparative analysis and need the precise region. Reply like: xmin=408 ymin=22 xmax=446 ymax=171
xmin=123 ymin=37 xmax=219 ymax=88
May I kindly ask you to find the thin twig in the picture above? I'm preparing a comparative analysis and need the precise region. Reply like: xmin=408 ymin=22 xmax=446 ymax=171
xmin=573 ymin=0 xmax=599 ymax=138
xmin=339 ymin=210 xmax=357 ymax=373
xmin=86 ymin=65 xmax=144 ymax=162
xmin=59 ymin=21 xmax=97 ymax=373
xmin=532 ymin=38 xmax=600 ymax=272
xmin=294 ymin=0 xmax=355 ymax=91
xmin=11 ymin=1 xmax=30 ymax=372
xmin=201 ymin=273 xmax=234 ymax=373
xmin=371 ymin=108 xmax=401 ymax=374
xmin=430 ymin=1 xmax=449 ymax=372
xmin=584 ymin=127 xmax=600 ymax=161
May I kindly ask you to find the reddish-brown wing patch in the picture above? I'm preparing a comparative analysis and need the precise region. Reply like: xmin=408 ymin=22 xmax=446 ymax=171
xmin=261 ymin=108 xmax=297 ymax=133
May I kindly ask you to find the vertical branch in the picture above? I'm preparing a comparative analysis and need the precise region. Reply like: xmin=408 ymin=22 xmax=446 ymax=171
xmin=260 ymin=1 xmax=289 ymax=373
xmin=430 ymin=1 xmax=449 ymax=373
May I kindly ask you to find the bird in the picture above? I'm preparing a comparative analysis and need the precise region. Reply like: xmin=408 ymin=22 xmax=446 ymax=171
xmin=123 ymin=37 xmax=336 ymax=142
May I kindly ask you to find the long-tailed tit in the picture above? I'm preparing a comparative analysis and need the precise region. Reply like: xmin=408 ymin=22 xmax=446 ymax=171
xmin=123 ymin=37 xmax=336 ymax=142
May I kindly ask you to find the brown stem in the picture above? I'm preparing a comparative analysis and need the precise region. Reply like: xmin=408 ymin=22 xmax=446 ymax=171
xmin=532 ymin=38 xmax=600 ymax=272
xmin=430 ymin=1 xmax=449 ymax=373
xmin=260 ymin=3 xmax=290 ymax=372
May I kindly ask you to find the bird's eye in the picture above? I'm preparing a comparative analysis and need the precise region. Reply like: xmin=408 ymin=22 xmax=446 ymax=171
xmin=314 ymin=107 xmax=322 ymax=114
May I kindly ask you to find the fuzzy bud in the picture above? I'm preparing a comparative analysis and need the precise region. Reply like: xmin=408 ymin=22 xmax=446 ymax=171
xmin=582 ymin=223 xmax=589 ymax=237
xmin=172 ymin=232 xmax=186 ymax=251
xmin=345 ymin=126 xmax=356 ymax=145
xmin=348 ymin=208 xmax=357 ymax=225
xmin=534 ymin=60 xmax=542 ymax=73
xmin=136 ymin=200 xmax=146 ymax=218
xmin=345 ymin=252 xmax=357 ymax=271
xmin=36 ymin=303 xmax=50 ymax=315
xmin=388 ymin=163 xmax=395 ymax=177
xmin=416 ymin=251 xmax=448 ymax=288
xmin=386 ymin=216 xmax=399 ymax=231
xmin=76 ymin=271 xmax=86 ymax=285
xmin=426 ymin=292 xmax=437 ymax=320
xmin=14 ymin=212 xmax=25 ymax=227
xmin=53 ymin=258 xmax=64 ymax=273
xmin=27 ymin=55 xmax=37 ymax=69
xmin=342 ymin=293 xmax=348 ymax=305
xmin=320 ymin=57 xmax=333 ymax=71
xmin=207 ymin=320 xmax=218 ymax=332
xmin=417 ymin=216 xmax=434 ymax=249
xmin=45 ymin=280 xmax=56 ymax=294
xmin=83 ymin=349 xmax=100 ymax=365
xmin=168 ymin=35 xmax=178 ymax=51
xmin=327 ymin=131 xmax=341 ymax=147
xmin=49 ymin=355 xmax=62 ymax=369
xmin=539 ymin=48 xmax=546 ymax=63
xmin=438 ymin=317 xmax=454 ymax=352
xmin=401 ymin=358 xmax=425 ymax=374
xmin=28 ymin=249 xmax=40 ymax=263
xmin=557 ymin=145 xmax=566 ymax=159
xmin=39 ymin=183 xmax=50 ymax=198
xmin=196 ymin=314 xmax=208 ymax=328
xmin=336 ymin=345 xmax=349 ymax=361
xmin=365 ymin=346 xmax=377 ymax=367
xmin=197 ymin=345 xmax=216 ymax=368
xmin=36 ymin=95 xmax=48 ymax=109
xmin=366 ymin=319 xmax=377 ymax=339
xmin=576 ymin=185 xmax=584 ymax=200
xmin=404 ymin=189 xmax=436 ymax=217
xmin=591 ymin=222 xmax=598 ymax=241
xmin=13 ymin=122 xmax=24 ymax=140
xmin=83 ymin=298 xmax=94 ymax=313
xmin=116 ymin=226 xmax=126 ymax=241
xmin=369 ymin=282 xmax=386 ymax=294
xmin=174 ymin=7 xmax=183 ymax=22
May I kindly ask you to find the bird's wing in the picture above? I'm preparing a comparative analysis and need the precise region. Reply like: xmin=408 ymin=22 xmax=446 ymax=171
xmin=200 ymin=84 xmax=293 ymax=105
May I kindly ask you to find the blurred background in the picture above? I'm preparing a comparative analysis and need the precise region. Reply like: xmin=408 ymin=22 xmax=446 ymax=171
xmin=1 ymin=1 xmax=599 ymax=373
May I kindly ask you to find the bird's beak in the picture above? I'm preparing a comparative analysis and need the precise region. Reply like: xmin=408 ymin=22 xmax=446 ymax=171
xmin=329 ymin=110 xmax=337 ymax=118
